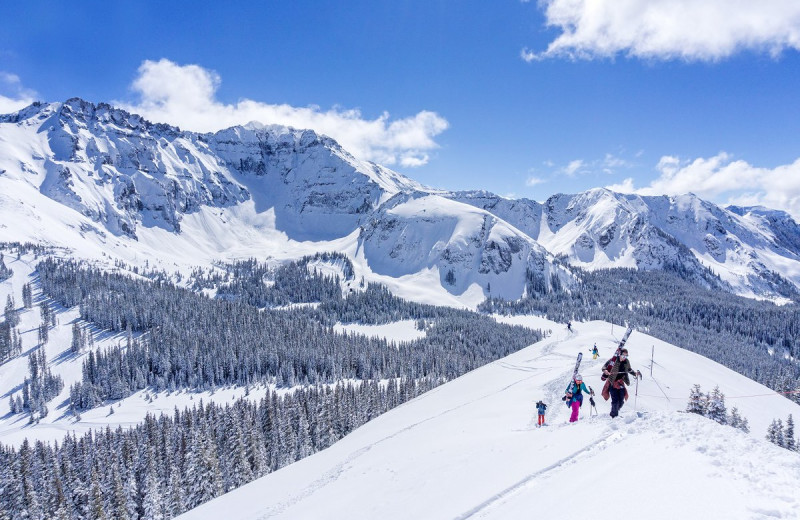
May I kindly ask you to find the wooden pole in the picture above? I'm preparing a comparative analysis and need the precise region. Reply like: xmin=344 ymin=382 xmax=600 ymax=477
xmin=650 ymin=345 xmax=654 ymax=377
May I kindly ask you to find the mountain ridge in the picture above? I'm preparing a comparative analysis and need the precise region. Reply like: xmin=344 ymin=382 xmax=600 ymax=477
xmin=2 ymin=99 xmax=800 ymax=304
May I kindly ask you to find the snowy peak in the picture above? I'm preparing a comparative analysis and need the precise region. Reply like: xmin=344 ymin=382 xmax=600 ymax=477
xmin=0 ymin=99 xmax=570 ymax=306
xmin=359 ymin=192 xmax=570 ymax=301
xmin=728 ymin=205 xmax=800 ymax=256
xmin=3 ymin=99 xmax=800 ymax=303
xmin=0 ymin=99 xmax=422 ymax=242
xmin=452 ymin=189 xmax=800 ymax=299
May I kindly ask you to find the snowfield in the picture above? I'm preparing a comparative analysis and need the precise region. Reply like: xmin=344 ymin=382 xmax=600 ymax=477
xmin=1 ymin=251 xmax=799 ymax=519
xmin=178 ymin=318 xmax=800 ymax=520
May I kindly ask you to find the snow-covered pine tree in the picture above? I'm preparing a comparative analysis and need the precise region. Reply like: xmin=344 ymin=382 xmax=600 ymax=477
xmin=727 ymin=406 xmax=749 ymax=432
xmin=707 ymin=386 xmax=727 ymax=424
xmin=71 ymin=322 xmax=85 ymax=354
xmin=88 ymin=469 xmax=106 ymax=520
xmin=775 ymin=418 xmax=786 ymax=448
xmin=739 ymin=416 xmax=750 ymax=433
xmin=785 ymin=414 xmax=796 ymax=452
xmin=766 ymin=419 xmax=787 ymax=448
xmin=686 ymin=384 xmax=706 ymax=415
xmin=110 ymin=465 xmax=130 ymax=520
xmin=4 ymin=295 xmax=18 ymax=328
xmin=22 ymin=282 xmax=33 ymax=309
xmin=142 ymin=460 xmax=164 ymax=520
xmin=124 ymin=466 xmax=139 ymax=520
xmin=0 ymin=252 xmax=11 ymax=281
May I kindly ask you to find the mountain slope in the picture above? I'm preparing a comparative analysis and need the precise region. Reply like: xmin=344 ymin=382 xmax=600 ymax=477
xmin=0 ymin=100 xmax=568 ymax=305
xmin=4 ymin=99 xmax=800 ymax=303
xmin=178 ymin=319 xmax=800 ymax=520
xmin=452 ymin=189 xmax=800 ymax=299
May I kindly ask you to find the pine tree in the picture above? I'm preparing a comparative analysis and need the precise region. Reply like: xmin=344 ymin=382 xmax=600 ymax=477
xmin=88 ymin=469 xmax=107 ymax=520
xmin=19 ymin=440 xmax=44 ymax=520
xmin=110 ymin=465 xmax=130 ymax=520
xmin=142 ymin=461 xmax=164 ymax=520
xmin=22 ymin=282 xmax=33 ymax=309
xmin=728 ymin=407 xmax=747 ymax=431
xmin=775 ymin=419 xmax=786 ymax=448
xmin=785 ymin=414 xmax=796 ymax=452
xmin=767 ymin=419 xmax=786 ymax=448
xmin=4 ymin=295 xmax=18 ymax=328
xmin=71 ymin=323 xmax=85 ymax=354
xmin=124 ymin=467 xmax=139 ymax=520
xmin=166 ymin=469 xmax=186 ymax=518
xmin=686 ymin=384 xmax=706 ymax=415
xmin=739 ymin=416 xmax=750 ymax=434
xmin=706 ymin=386 xmax=727 ymax=424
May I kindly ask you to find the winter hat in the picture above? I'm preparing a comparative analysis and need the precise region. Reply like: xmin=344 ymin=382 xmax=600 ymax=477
xmin=575 ymin=374 xmax=582 ymax=381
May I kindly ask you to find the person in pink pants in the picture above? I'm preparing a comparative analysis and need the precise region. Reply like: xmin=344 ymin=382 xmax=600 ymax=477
xmin=564 ymin=374 xmax=590 ymax=422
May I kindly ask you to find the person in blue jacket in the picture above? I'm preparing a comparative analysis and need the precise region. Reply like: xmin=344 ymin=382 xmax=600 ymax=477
xmin=564 ymin=374 xmax=590 ymax=422
xmin=535 ymin=400 xmax=547 ymax=426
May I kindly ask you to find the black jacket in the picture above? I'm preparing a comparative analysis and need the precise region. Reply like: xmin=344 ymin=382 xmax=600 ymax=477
xmin=607 ymin=358 xmax=636 ymax=386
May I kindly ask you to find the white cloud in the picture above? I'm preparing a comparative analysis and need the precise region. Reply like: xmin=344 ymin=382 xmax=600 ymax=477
xmin=606 ymin=152 xmax=800 ymax=218
xmin=526 ymin=175 xmax=546 ymax=186
xmin=603 ymin=153 xmax=631 ymax=170
xmin=550 ymin=153 xmax=635 ymax=178
xmin=122 ymin=59 xmax=448 ymax=167
xmin=525 ymin=0 xmax=800 ymax=62
xmin=0 ymin=72 xmax=37 ymax=114
xmin=563 ymin=159 xmax=586 ymax=176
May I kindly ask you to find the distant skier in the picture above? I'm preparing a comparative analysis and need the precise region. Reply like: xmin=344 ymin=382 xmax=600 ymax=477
xmin=591 ymin=344 xmax=599 ymax=359
xmin=567 ymin=321 xmax=572 ymax=332
xmin=601 ymin=348 xmax=642 ymax=418
xmin=564 ymin=374 xmax=590 ymax=423
xmin=535 ymin=400 xmax=547 ymax=426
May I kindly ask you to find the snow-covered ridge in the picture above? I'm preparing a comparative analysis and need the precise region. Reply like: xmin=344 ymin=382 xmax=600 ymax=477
xmin=178 ymin=319 xmax=800 ymax=520
xmin=451 ymin=188 xmax=800 ymax=300
xmin=2 ymin=99 xmax=800 ymax=303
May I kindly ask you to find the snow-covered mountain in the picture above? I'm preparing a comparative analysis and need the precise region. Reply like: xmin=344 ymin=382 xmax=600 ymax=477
xmin=451 ymin=188 xmax=800 ymax=300
xmin=0 ymin=99 xmax=568 ymax=306
xmin=178 ymin=318 xmax=800 ymax=520
xmin=3 ymin=99 xmax=800 ymax=303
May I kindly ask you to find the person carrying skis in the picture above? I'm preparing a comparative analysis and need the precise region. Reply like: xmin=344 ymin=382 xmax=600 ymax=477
xmin=601 ymin=348 xmax=641 ymax=418
xmin=591 ymin=344 xmax=599 ymax=359
xmin=535 ymin=400 xmax=547 ymax=426
xmin=564 ymin=374 xmax=590 ymax=422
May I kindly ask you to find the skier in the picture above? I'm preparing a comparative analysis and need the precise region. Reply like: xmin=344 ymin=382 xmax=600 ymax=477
xmin=535 ymin=400 xmax=547 ymax=426
xmin=601 ymin=348 xmax=642 ymax=418
xmin=591 ymin=344 xmax=599 ymax=359
xmin=567 ymin=321 xmax=572 ymax=332
xmin=564 ymin=374 xmax=590 ymax=422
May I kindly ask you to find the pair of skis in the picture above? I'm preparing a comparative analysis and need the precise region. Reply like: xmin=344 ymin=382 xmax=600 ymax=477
xmin=565 ymin=352 xmax=596 ymax=414
xmin=603 ymin=325 xmax=635 ymax=385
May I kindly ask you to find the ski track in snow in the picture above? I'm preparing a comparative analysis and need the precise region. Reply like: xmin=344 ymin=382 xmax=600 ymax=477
xmin=171 ymin=318 xmax=800 ymax=520
xmin=255 ymin=364 xmax=546 ymax=519
xmin=452 ymin=427 xmax=619 ymax=519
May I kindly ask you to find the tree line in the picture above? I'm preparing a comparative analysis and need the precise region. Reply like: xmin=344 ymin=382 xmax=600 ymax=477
xmin=0 ymin=377 xmax=440 ymax=520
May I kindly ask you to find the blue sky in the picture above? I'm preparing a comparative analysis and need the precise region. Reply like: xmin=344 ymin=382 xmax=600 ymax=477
xmin=3 ymin=1 xmax=800 ymax=215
